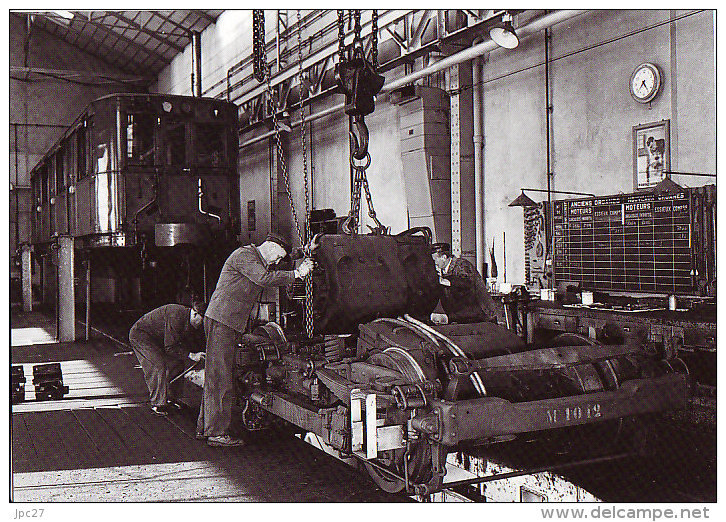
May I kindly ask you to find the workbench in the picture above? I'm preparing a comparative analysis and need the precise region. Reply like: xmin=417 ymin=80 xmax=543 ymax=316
xmin=526 ymin=300 xmax=715 ymax=351
xmin=525 ymin=299 xmax=716 ymax=389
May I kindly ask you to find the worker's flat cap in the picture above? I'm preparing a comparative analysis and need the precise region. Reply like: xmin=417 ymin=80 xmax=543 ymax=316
xmin=431 ymin=242 xmax=451 ymax=254
xmin=264 ymin=232 xmax=292 ymax=254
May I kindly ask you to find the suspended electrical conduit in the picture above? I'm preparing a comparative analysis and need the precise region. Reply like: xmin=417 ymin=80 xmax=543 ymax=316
xmin=239 ymin=9 xmax=586 ymax=151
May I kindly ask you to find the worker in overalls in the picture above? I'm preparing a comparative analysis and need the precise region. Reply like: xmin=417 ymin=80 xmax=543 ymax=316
xmin=430 ymin=242 xmax=497 ymax=324
xmin=129 ymin=302 xmax=207 ymax=416
xmin=197 ymin=233 xmax=315 ymax=447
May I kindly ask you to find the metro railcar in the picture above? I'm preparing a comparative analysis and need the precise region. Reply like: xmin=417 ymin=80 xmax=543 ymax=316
xmin=30 ymin=93 xmax=239 ymax=307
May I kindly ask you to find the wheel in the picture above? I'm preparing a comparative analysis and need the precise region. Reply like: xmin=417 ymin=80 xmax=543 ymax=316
xmin=364 ymin=442 xmax=444 ymax=493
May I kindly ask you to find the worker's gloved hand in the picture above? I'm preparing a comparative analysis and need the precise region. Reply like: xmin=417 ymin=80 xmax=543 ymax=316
xmin=294 ymin=258 xmax=314 ymax=278
xmin=430 ymin=312 xmax=448 ymax=325
xmin=305 ymin=233 xmax=322 ymax=255
xmin=188 ymin=352 xmax=205 ymax=362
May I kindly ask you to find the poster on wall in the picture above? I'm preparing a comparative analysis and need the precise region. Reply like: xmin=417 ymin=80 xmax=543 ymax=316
xmin=633 ymin=120 xmax=670 ymax=190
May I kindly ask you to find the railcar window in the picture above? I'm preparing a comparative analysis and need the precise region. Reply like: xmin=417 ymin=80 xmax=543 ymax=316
xmin=32 ymin=179 xmax=40 ymax=210
xmin=164 ymin=121 xmax=187 ymax=167
xmin=196 ymin=123 xmax=226 ymax=167
xmin=126 ymin=113 xmax=156 ymax=165
xmin=77 ymin=125 xmax=87 ymax=179
xmin=56 ymin=151 xmax=65 ymax=193
xmin=48 ymin=159 xmax=56 ymax=196
xmin=40 ymin=167 xmax=48 ymax=204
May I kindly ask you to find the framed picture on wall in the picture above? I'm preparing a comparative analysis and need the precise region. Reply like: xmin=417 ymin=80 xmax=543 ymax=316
xmin=633 ymin=120 xmax=670 ymax=190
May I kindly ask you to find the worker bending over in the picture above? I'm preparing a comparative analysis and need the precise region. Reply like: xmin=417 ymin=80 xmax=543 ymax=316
xmin=129 ymin=302 xmax=207 ymax=416
xmin=198 ymin=233 xmax=316 ymax=447
xmin=430 ymin=242 xmax=497 ymax=324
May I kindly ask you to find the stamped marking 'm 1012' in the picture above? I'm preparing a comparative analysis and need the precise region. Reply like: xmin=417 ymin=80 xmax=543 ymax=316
xmin=546 ymin=403 xmax=602 ymax=425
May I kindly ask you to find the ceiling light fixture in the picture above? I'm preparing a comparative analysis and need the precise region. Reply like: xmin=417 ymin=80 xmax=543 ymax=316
xmin=490 ymin=12 xmax=519 ymax=49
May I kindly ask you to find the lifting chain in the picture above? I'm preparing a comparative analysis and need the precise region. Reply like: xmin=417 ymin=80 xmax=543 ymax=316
xmin=336 ymin=10 xmax=386 ymax=235
xmin=371 ymin=10 xmax=378 ymax=70
xmin=261 ymin=10 xmax=314 ymax=338
xmin=344 ymin=153 xmax=387 ymax=235
xmin=337 ymin=10 xmax=346 ymax=64
xmin=297 ymin=9 xmax=314 ymax=339
xmin=265 ymin=43 xmax=303 ymax=248
xmin=252 ymin=10 xmax=266 ymax=83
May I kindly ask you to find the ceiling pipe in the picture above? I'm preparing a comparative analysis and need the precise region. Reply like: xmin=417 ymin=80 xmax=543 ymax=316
xmin=240 ymin=102 xmax=345 ymax=149
xmin=191 ymin=30 xmax=202 ymax=97
xmin=381 ymin=9 xmax=587 ymax=94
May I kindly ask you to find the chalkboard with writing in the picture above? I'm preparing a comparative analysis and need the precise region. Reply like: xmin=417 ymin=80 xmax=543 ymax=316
xmin=553 ymin=190 xmax=693 ymax=294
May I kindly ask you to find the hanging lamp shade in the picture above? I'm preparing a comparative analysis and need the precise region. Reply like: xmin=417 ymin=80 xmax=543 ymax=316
xmin=652 ymin=177 xmax=684 ymax=194
xmin=490 ymin=13 xmax=519 ymax=49
xmin=508 ymin=190 xmax=538 ymax=207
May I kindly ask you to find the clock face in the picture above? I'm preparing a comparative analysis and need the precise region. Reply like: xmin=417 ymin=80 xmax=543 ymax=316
xmin=630 ymin=63 xmax=661 ymax=103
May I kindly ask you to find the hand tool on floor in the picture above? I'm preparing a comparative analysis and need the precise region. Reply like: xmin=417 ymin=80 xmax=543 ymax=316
xmin=170 ymin=354 xmax=205 ymax=384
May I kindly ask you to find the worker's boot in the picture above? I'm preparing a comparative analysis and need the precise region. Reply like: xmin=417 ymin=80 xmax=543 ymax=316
xmin=207 ymin=435 xmax=245 ymax=447
xmin=150 ymin=405 xmax=170 ymax=416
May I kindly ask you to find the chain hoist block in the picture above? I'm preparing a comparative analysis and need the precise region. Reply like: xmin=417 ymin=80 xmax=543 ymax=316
xmin=335 ymin=48 xmax=385 ymax=118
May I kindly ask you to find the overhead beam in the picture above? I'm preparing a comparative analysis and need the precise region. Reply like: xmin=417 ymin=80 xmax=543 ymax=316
xmin=80 ymin=16 xmax=174 ymax=67
xmin=31 ymin=16 xmax=157 ymax=77
xmin=39 ymin=11 xmax=172 ymax=64
xmin=106 ymin=11 xmax=186 ymax=52
xmin=154 ymin=11 xmax=194 ymax=36
xmin=235 ymin=9 xmax=409 ymax=106
xmin=194 ymin=10 xmax=216 ymax=24
xmin=10 ymin=65 xmax=152 ymax=83
xmin=42 ymin=13 xmax=173 ymax=67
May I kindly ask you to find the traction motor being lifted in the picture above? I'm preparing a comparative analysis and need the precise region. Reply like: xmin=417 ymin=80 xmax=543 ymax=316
xmin=233 ymin=231 xmax=690 ymax=495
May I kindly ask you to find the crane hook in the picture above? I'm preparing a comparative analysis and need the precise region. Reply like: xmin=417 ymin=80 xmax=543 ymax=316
xmin=349 ymin=115 xmax=369 ymax=160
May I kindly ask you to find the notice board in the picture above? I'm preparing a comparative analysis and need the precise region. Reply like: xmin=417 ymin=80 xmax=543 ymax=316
xmin=553 ymin=190 xmax=695 ymax=294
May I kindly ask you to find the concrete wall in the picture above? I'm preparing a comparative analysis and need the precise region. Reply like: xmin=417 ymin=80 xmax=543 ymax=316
xmin=481 ymin=9 xmax=715 ymax=284
xmin=155 ymin=9 xmax=715 ymax=283
xmin=9 ymin=13 xmax=136 ymax=268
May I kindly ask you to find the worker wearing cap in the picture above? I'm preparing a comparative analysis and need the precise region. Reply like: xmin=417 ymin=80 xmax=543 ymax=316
xmin=129 ymin=302 xmax=207 ymax=416
xmin=430 ymin=242 xmax=497 ymax=325
xmin=197 ymin=233 xmax=316 ymax=447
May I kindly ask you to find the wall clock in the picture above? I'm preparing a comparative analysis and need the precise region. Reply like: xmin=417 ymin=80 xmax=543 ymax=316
xmin=630 ymin=62 xmax=661 ymax=104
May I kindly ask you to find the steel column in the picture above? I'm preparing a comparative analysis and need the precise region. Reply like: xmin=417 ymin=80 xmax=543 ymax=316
xmin=192 ymin=31 xmax=202 ymax=97
xmin=57 ymin=236 xmax=75 ymax=342
xmin=449 ymin=66 xmax=462 ymax=257
xmin=21 ymin=244 xmax=33 ymax=312
xmin=472 ymin=55 xmax=485 ymax=276
xmin=448 ymin=63 xmax=475 ymax=264
xmin=85 ymin=258 xmax=91 ymax=341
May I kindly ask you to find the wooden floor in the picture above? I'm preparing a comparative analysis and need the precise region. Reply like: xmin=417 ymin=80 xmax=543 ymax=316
xmin=10 ymin=309 xmax=407 ymax=503
xmin=12 ymin=405 xmax=406 ymax=502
